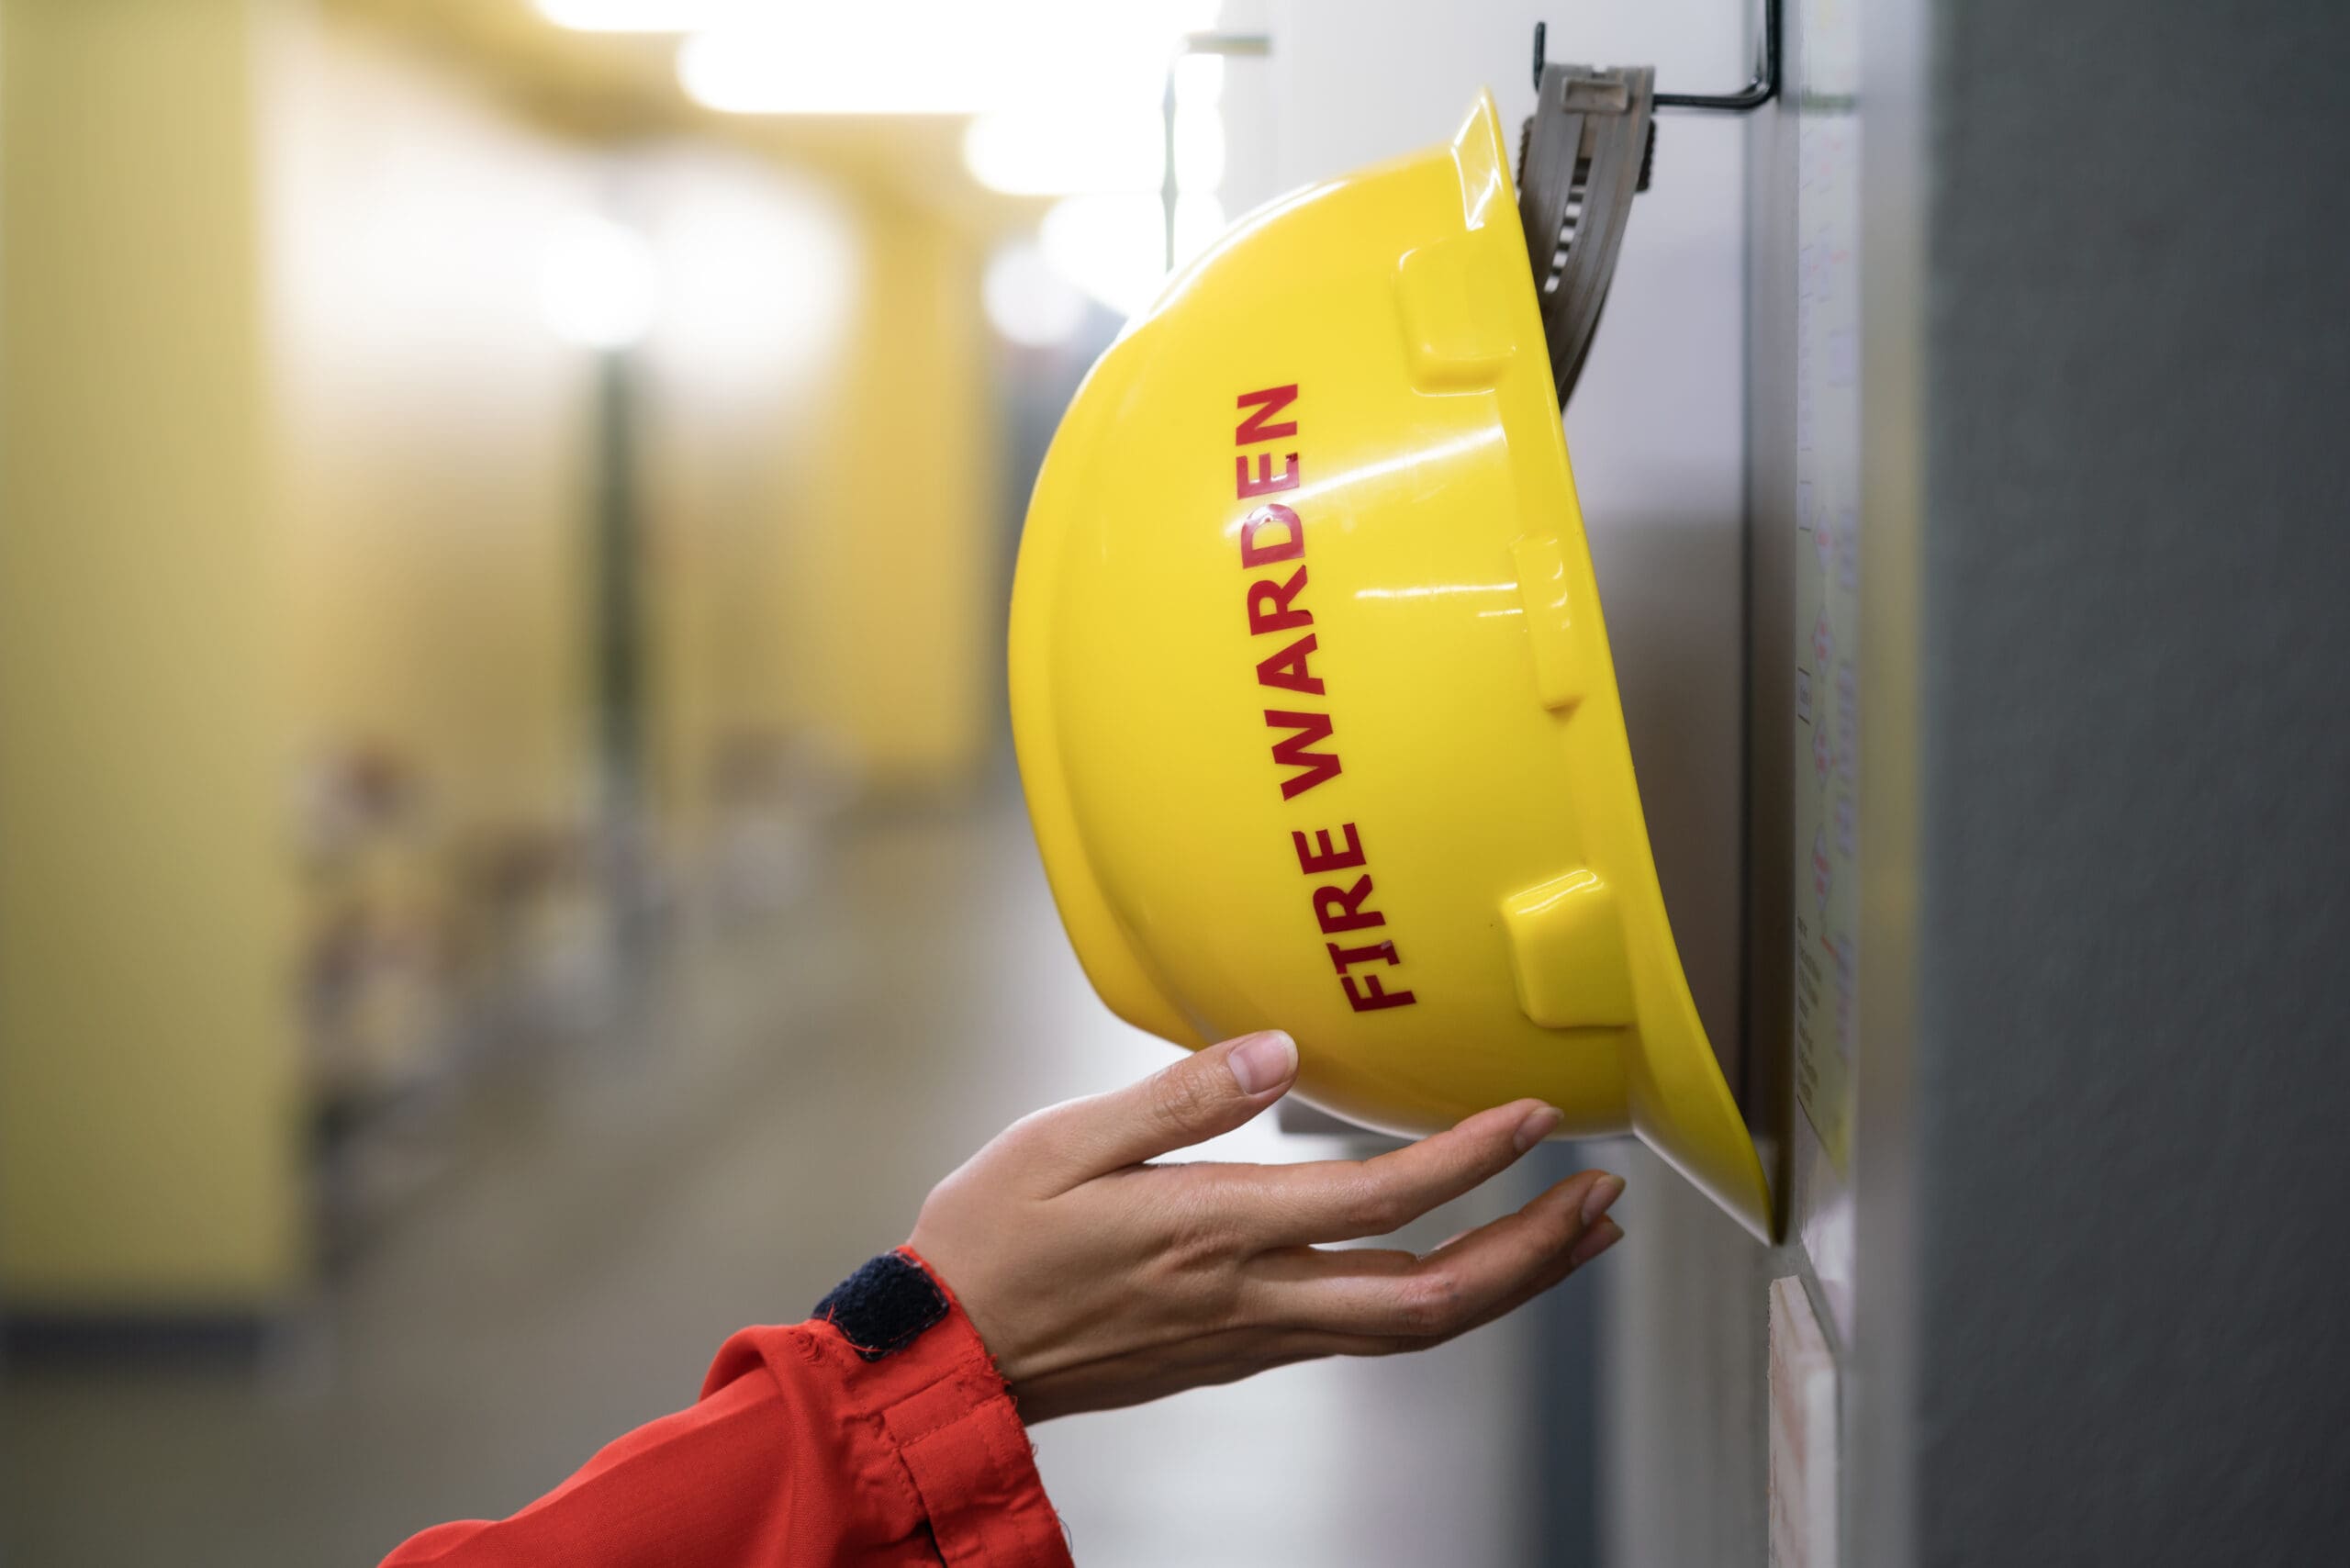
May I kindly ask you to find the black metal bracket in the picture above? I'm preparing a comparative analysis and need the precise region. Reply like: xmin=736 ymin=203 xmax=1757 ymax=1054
xmin=1534 ymin=0 xmax=1782 ymax=112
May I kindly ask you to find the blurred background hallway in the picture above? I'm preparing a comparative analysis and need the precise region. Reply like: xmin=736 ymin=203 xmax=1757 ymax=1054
xmin=11 ymin=3 xmax=2344 ymax=1564
xmin=1 ymin=786 xmax=1546 ymax=1565
xmin=0 ymin=2 xmax=1703 ymax=1560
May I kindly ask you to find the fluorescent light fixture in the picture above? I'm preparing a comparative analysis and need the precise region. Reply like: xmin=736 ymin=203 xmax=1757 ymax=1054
xmin=681 ymin=11 xmax=1007 ymax=115
xmin=680 ymin=1 xmax=1221 ymax=116
xmin=540 ymin=213 xmax=662 ymax=350
xmin=983 ymin=243 xmax=1088 ymax=346
xmin=536 ymin=0 xmax=739 ymax=33
xmin=964 ymin=107 xmax=1164 ymax=196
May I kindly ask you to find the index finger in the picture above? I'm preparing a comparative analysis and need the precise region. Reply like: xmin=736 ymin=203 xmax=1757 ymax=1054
xmin=1201 ymin=1098 xmax=1561 ymax=1246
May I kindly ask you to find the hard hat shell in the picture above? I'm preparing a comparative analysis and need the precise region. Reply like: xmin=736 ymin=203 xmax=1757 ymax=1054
xmin=1009 ymin=92 xmax=1774 ymax=1241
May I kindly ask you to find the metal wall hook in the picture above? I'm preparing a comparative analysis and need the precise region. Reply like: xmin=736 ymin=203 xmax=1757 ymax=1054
xmin=1533 ymin=0 xmax=1781 ymax=112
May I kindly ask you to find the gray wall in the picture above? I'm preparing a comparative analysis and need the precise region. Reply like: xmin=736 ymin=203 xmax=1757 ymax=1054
xmin=1609 ymin=0 xmax=2350 ymax=1564
xmin=1857 ymin=0 xmax=2350 ymax=1562
xmin=1596 ymin=3 xmax=1817 ymax=1561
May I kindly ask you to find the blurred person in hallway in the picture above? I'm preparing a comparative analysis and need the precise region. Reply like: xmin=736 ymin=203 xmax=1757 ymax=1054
xmin=383 ymin=1029 xmax=1625 ymax=1565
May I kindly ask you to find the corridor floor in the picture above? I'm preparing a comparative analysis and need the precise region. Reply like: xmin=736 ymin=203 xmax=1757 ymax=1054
xmin=2 ymin=789 xmax=1542 ymax=1566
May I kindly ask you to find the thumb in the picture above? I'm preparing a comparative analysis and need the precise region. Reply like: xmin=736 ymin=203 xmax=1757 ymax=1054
xmin=1033 ymin=1031 xmax=1299 ymax=1186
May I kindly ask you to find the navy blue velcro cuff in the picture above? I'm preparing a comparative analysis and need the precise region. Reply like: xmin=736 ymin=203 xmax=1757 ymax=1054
xmin=814 ymin=1251 xmax=949 ymax=1361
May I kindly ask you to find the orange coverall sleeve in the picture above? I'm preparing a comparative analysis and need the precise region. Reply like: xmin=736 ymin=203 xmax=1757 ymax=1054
xmin=379 ymin=1249 xmax=1073 ymax=1567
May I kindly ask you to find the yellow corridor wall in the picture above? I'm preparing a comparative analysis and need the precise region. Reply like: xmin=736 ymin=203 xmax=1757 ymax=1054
xmin=0 ymin=0 xmax=305 ymax=1305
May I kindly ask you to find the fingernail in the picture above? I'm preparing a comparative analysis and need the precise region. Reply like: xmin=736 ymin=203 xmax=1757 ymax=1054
xmin=1580 ymin=1173 xmax=1625 ymax=1226
xmin=1568 ymin=1217 xmax=1623 ymax=1269
xmin=1227 ymin=1031 xmax=1298 ymax=1095
xmin=1512 ymin=1104 xmax=1563 ymax=1153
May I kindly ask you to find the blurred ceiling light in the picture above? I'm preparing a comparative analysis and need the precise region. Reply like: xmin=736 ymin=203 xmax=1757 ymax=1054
xmin=536 ymin=0 xmax=738 ymax=32
xmin=1172 ymin=50 xmax=1225 ymax=106
xmin=1039 ymin=192 xmax=1171 ymax=319
xmin=679 ymin=1 xmax=1222 ymax=116
xmin=680 ymin=16 xmax=999 ymax=115
xmin=1171 ymin=114 xmax=1225 ymax=196
xmin=540 ymin=213 xmax=662 ymax=350
xmin=983 ymin=243 xmax=1088 ymax=347
xmin=649 ymin=168 xmax=858 ymax=389
xmin=963 ymin=108 xmax=1163 ymax=196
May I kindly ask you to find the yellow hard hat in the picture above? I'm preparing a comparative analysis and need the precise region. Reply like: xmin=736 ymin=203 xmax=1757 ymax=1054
xmin=1009 ymin=91 xmax=1774 ymax=1241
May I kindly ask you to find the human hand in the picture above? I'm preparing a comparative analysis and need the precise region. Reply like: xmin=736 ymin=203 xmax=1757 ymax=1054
xmin=907 ymin=1030 xmax=1626 ymax=1423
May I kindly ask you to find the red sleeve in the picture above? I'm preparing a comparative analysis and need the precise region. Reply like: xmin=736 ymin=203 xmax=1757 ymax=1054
xmin=380 ymin=1249 xmax=1072 ymax=1568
